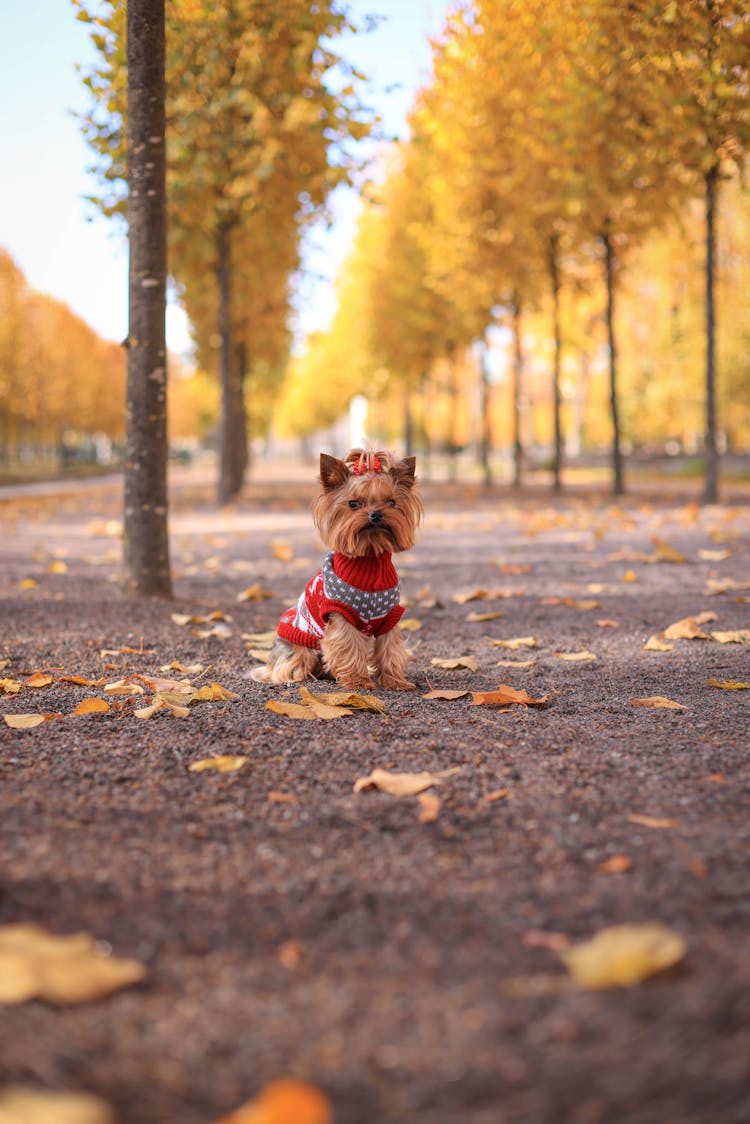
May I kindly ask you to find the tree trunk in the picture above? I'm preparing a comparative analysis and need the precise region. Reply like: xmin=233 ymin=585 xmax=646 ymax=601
xmin=548 ymin=235 xmax=563 ymax=493
xmin=236 ymin=339 xmax=250 ymax=479
xmin=511 ymin=299 xmax=524 ymax=491
xmin=123 ymin=0 xmax=171 ymax=597
xmin=217 ymin=221 xmax=245 ymax=504
xmin=602 ymin=230 xmax=625 ymax=496
xmin=403 ymin=386 xmax=414 ymax=456
xmin=703 ymin=164 xmax=719 ymax=503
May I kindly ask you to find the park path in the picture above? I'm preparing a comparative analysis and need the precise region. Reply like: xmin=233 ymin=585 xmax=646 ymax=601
xmin=0 ymin=468 xmax=749 ymax=1124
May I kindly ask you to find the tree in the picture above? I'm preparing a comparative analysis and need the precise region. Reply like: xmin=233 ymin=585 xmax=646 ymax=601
xmin=123 ymin=0 xmax=171 ymax=596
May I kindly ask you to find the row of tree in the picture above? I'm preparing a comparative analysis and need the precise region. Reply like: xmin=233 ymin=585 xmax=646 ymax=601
xmin=275 ymin=0 xmax=750 ymax=500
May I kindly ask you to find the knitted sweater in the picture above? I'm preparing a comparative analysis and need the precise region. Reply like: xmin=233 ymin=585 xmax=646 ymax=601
xmin=277 ymin=550 xmax=404 ymax=650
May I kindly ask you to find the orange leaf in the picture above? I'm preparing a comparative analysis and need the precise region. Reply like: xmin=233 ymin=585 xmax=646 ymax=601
xmin=421 ymin=689 xmax=471 ymax=701
xmin=215 ymin=1080 xmax=333 ymax=1124
xmin=417 ymin=791 xmax=441 ymax=823
xmin=627 ymin=814 xmax=678 ymax=829
xmin=471 ymin=684 xmax=550 ymax=708
xmin=597 ymin=855 xmax=632 ymax=873
xmin=630 ymin=696 xmax=685 ymax=710
xmin=484 ymin=787 xmax=511 ymax=802
xmin=26 ymin=673 xmax=53 ymax=689
xmin=72 ymin=698 xmax=111 ymax=715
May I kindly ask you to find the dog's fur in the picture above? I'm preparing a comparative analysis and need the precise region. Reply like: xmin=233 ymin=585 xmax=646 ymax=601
xmin=251 ymin=449 xmax=422 ymax=691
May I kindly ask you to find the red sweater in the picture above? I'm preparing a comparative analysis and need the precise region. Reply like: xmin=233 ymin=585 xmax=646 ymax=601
xmin=277 ymin=550 xmax=404 ymax=649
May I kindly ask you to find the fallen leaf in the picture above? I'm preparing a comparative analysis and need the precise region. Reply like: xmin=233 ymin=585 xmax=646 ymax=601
xmin=597 ymin=855 xmax=633 ymax=873
xmin=353 ymin=767 xmax=459 ymax=796
xmin=544 ymin=597 xmax=601 ymax=610
xmin=190 ymin=683 xmax=240 ymax=703
xmin=706 ymin=678 xmax=750 ymax=690
xmin=71 ymin=698 xmax=111 ymax=716
xmin=18 ymin=578 xmax=37 ymax=590
xmin=236 ymin=584 xmax=273 ymax=602
xmin=430 ymin=656 xmax=478 ymax=671
xmin=398 ymin=618 xmax=422 ymax=631
xmin=484 ymin=787 xmax=511 ymax=802
xmin=497 ymin=563 xmax=530 ymax=575
xmin=300 ymin=688 xmax=386 ymax=713
xmin=0 ymin=678 xmax=22 ymax=695
xmin=630 ymin=696 xmax=685 ymax=710
xmin=643 ymin=635 xmax=674 ymax=652
xmin=621 ymin=570 xmax=638 ymax=583
xmin=271 ymin=540 xmax=294 ymax=562
xmin=278 ymin=940 xmax=303 ymax=969
xmin=560 ymin=922 xmax=686 ymax=989
xmin=242 ymin=630 xmax=278 ymax=647
xmin=267 ymin=791 xmax=299 ymax=804
xmin=134 ymin=694 xmax=190 ymax=720
xmin=649 ymin=537 xmax=687 ymax=564
xmin=471 ymin=684 xmax=550 ymax=708
xmin=46 ymin=559 xmax=69 ymax=574
xmin=26 ymin=673 xmax=53 ymax=689
xmin=417 ymin=791 xmax=441 ymax=823
xmin=56 ymin=675 xmax=106 ymax=687
xmin=711 ymin=629 xmax=750 ymax=644
xmin=266 ymin=699 xmax=320 ymax=720
xmin=554 ymin=650 xmax=597 ymax=662
xmin=663 ymin=611 xmax=717 ymax=640
xmin=627 ymin=813 xmax=679 ymax=828
xmin=247 ymin=650 xmax=271 ymax=664
xmin=160 ymin=661 xmax=205 ymax=674
xmin=3 ymin=714 xmax=45 ymax=729
xmin=214 ymin=1079 xmax=333 ymax=1124
xmin=0 ymin=1086 xmax=114 ymax=1124
xmin=0 ymin=923 xmax=146 ymax=1005
xmin=596 ymin=619 xmax=619 ymax=628
xmin=706 ymin=578 xmax=750 ymax=595
xmin=453 ymin=588 xmax=495 ymax=604
xmin=189 ymin=756 xmax=249 ymax=774
xmin=103 ymin=678 xmax=144 ymax=696
xmin=699 ymin=548 xmax=731 ymax=561
xmin=421 ymin=689 xmax=471 ymax=700
xmin=466 ymin=610 xmax=504 ymax=622
xmin=488 ymin=636 xmax=537 ymax=650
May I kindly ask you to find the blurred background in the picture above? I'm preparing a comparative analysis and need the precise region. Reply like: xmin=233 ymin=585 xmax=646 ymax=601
xmin=0 ymin=0 xmax=748 ymax=493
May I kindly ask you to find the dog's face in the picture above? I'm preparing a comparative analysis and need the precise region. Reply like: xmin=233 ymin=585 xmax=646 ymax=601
xmin=311 ymin=449 xmax=423 ymax=557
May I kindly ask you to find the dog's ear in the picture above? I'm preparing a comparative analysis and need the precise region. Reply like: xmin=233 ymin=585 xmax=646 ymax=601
xmin=319 ymin=453 xmax=350 ymax=491
xmin=391 ymin=456 xmax=417 ymax=488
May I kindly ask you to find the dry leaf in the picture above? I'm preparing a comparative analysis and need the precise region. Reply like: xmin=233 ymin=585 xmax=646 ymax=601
xmin=560 ymin=922 xmax=686 ymax=989
xmin=630 ymin=696 xmax=685 ymax=710
xmin=278 ymin=940 xmax=303 ymax=969
xmin=711 ymin=629 xmax=750 ymax=644
xmin=190 ymin=683 xmax=240 ymax=703
xmin=453 ymin=588 xmax=494 ymax=604
xmin=497 ymin=563 xmax=530 ymax=575
xmin=26 ymin=673 xmax=53 ymax=689
xmin=699 ymin=548 xmax=731 ymax=561
xmin=643 ymin=635 xmax=673 ymax=652
xmin=3 ymin=714 xmax=45 ymax=729
xmin=398 ymin=618 xmax=422 ymax=631
xmin=421 ymin=689 xmax=471 ymax=701
xmin=271 ymin=540 xmax=294 ymax=562
xmin=0 ymin=678 xmax=22 ymax=695
xmin=471 ymin=684 xmax=550 ymax=708
xmin=0 ymin=1086 xmax=115 ymax=1124
xmin=242 ymin=630 xmax=277 ymax=647
xmin=18 ymin=578 xmax=37 ymax=590
xmin=160 ymin=661 xmax=205 ymax=674
xmin=663 ymin=611 xmax=717 ymax=640
xmin=134 ymin=694 xmax=190 ymax=720
xmin=649 ymin=537 xmax=687 ymax=564
xmin=301 ymin=687 xmax=386 ymax=713
xmin=554 ymin=651 xmax=597 ymax=662
xmin=417 ymin=791 xmax=441 ymax=823
xmin=484 ymin=787 xmax=511 ymax=802
xmin=706 ymin=678 xmax=750 ymax=690
xmin=103 ymin=678 xmax=144 ymax=696
xmin=0 ymin=923 xmax=146 ymax=1005
xmin=488 ymin=636 xmax=537 ymax=649
xmin=544 ymin=597 xmax=601 ymax=610
xmin=0 ymin=660 xmax=10 ymax=671
xmin=268 ymin=791 xmax=299 ymax=804
xmin=621 ymin=570 xmax=638 ymax=583
xmin=597 ymin=855 xmax=633 ymax=873
xmin=189 ymin=756 xmax=249 ymax=774
xmin=495 ymin=657 xmax=536 ymax=668
xmin=596 ymin=619 xmax=619 ymax=628
xmin=430 ymin=656 xmax=478 ymax=671
xmin=236 ymin=584 xmax=273 ymax=602
xmin=71 ymin=698 xmax=110 ymax=716
xmin=46 ymin=560 xmax=69 ymax=574
xmin=214 ymin=1079 xmax=333 ymax=1124
xmin=265 ymin=699 xmax=339 ymax=720
xmin=706 ymin=578 xmax=750 ymax=594
xmin=627 ymin=813 xmax=678 ymax=828
xmin=353 ymin=767 xmax=459 ymax=796
xmin=466 ymin=610 xmax=504 ymax=622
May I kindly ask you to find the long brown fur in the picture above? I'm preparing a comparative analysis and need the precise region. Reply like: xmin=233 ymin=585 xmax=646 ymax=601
xmin=251 ymin=449 xmax=422 ymax=690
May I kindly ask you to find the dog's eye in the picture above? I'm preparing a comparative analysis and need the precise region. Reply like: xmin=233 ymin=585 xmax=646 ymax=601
xmin=348 ymin=499 xmax=362 ymax=509
xmin=387 ymin=498 xmax=397 ymax=507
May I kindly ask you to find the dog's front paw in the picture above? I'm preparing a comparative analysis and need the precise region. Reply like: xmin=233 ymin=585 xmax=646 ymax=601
xmin=337 ymin=675 xmax=377 ymax=692
xmin=378 ymin=674 xmax=416 ymax=691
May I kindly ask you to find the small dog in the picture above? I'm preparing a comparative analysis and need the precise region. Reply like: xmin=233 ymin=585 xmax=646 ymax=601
xmin=251 ymin=448 xmax=422 ymax=691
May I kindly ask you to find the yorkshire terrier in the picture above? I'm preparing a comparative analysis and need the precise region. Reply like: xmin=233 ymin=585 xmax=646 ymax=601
xmin=251 ymin=449 xmax=423 ymax=691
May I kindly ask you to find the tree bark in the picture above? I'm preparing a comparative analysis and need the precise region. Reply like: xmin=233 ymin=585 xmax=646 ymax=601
xmin=703 ymin=164 xmax=719 ymax=504
xmin=217 ymin=221 xmax=246 ymax=504
xmin=123 ymin=0 xmax=171 ymax=597
xmin=548 ymin=235 xmax=563 ymax=493
xmin=602 ymin=230 xmax=625 ymax=496
xmin=511 ymin=299 xmax=524 ymax=491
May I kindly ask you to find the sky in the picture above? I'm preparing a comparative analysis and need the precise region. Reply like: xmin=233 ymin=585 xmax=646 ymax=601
xmin=0 ymin=0 xmax=451 ymax=358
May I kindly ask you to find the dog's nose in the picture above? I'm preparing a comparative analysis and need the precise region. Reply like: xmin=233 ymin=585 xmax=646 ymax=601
xmin=369 ymin=509 xmax=384 ymax=525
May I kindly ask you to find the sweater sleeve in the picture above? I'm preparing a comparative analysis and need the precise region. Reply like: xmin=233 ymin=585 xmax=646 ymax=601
xmin=373 ymin=603 xmax=404 ymax=636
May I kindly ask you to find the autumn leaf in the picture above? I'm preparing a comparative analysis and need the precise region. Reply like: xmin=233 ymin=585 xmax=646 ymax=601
xmin=18 ymin=578 xmax=37 ymax=590
xmin=649 ymin=537 xmax=687 ymax=564
xmin=706 ymin=678 xmax=750 ymax=690
xmin=265 ymin=700 xmax=320 ymax=720
xmin=46 ymin=559 xmax=69 ymax=574
xmin=484 ymin=787 xmax=511 ymax=802
xmin=488 ymin=636 xmax=537 ymax=649
xmin=0 ymin=1086 xmax=115 ymax=1124
xmin=643 ymin=635 xmax=673 ymax=652
xmin=544 ymin=597 xmax=601 ymax=610
xmin=0 ymin=923 xmax=146 ymax=1005
xmin=189 ymin=756 xmax=249 ymax=774
xmin=663 ymin=611 xmax=716 ymax=640
xmin=103 ymin=678 xmax=144 ymax=696
xmin=554 ymin=650 xmax=597 ymax=662
xmin=271 ymin=539 xmax=294 ymax=562
xmin=26 ymin=673 xmax=53 ymax=689
xmin=466 ymin=610 xmax=504 ymax=622
xmin=560 ymin=923 xmax=686 ymax=989
xmin=160 ymin=660 xmax=205 ymax=674
xmin=236 ymin=584 xmax=273 ymax=602
xmin=417 ymin=791 xmax=441 ymax=823
xmin=630 ymin=696 xmax=685 ymax=710
xmin=353 ymin=766 xmax=459 ymax=796
xmin=0 ymin=678 xmax=22 ymax=695
xmin=627 ymin=813 xmax=679 ymax=829
xmin=71 ymin=698 xmax=111 ymax=716
xmin=706 ymin=578 xmax=750 ymax=595
xmin=214 ymin=1079 xmax=333 ymax=1124
xmin=299 ymin=688 xmax=386 ymax=713
xmin=621 ymin=570 xmax=638 ymax=583
xmin=471 ymin=684 xmax=550 ymax=708
xmin=430 ymin=656 xmax=478 ymax=671
xmin=453 ymin=588 xmax=496 ymax=604
xmin=398 ymin=618 xmax=422 ymax=631
xmin=421 ymin=689 xmax=471 ymax=701
xmin=134 ymin=694 xmax=190 ymax=720
xmin=711 ymin=629 xmax=750 ymax=644
xmin=597 ymin=855 xmax=633 ymax=873
xmin=190 ymin=683 xmax=240 ymax=703
xmin=3 ymin=714 xmax=46 ymax=729
xmin=242 ymin=630 xmax=277 ymax=647
xmin=495 ymin=657 xmax=536 ymax=668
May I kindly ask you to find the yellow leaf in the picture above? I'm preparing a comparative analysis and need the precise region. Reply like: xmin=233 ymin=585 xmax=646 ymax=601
xmin=561 ymin=923 xmax=686 ymax=989
xmin=159 ymin=661 xmax=205 ymax=674
xmin=0 ymin=1086 xmax=114 ymax=1124
xmin=630 ymin=696 xmax=685 ymax=710
xmin=103 ymin=678 xmax=144 ymax=696
xmin=26 ymin=673 xmax=53 ymax=689
xmin=710 ymin=629 xmax=750 ymax=644
xmin=398 ymin=618 xmax=422 ymax=631
xmin=0 ymin=678 xmax=22 ymax=695
xmin=627 ymin=813 xmax=679 ymax=828
xmin=488 ymin=636 xmax=537 ymax=649
xmin=299 ymin=688 xmax=386 ymax=713
xmin=46 ymin=560 xmax=69 ymax=574
xmin=643 ymin=635 xmax=673 ymax=652
xmin=71 ymin=698 xmax=110 ymax=716
xmin=430 ymin=656 xmax=478 ymax=671
xmin=236 ymin=584 xmax=273 ymax=602
xmin=3 ymin=714 xmax=45 ymax=729
xmin=353 ymin=767 xmax=459 ymax=796
xmin=417 ymin=791 xmax=441 ymax=823
xmin=663 ymin=611 xmax=716 ymax=640
xmin=471 ymin=684 xmax=550 ymax=708
xmin=189 ymin=755 xmax=249 ymax=774
xmin=699 ymin=549 xmax=731 ymax=561
xmin=190 ymin=683 xmax=240 ymax=702
xmin=649 ymin=537 xmax=687 ymax=564
xmin=0 ymin=923 xmax=146 ymax=1005
xmin=466 ymin=610 xmax=504 ymax=622
xmin=271 ymin=540 xmax=294 ymax=562
xmin=18 ymin=578 xmax=37 ymax=590
xmin=421 ymin=689 xmax=471 ymax=700
xmin=495 ymin=658 xmax=536 ymax=668
xmin=621 ymin=570 xmax=638 ymax=583
xmin=248 ymin=649 xmax=271 ymax=664
xmin=554 ymin=651 xmax=597 ymax=662
xmin=242 ymin=630 xmax=277 ymax=647
xmin=706 ymin=678 xmax=750 ymax=690
xmin=214 ymin=1079 xmax=333 ymax=1124
xmin=265 ymin=700 xmax=322 ymax=720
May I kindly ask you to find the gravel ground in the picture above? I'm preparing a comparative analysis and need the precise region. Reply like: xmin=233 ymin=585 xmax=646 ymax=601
xmin=1 ymin=468 xmax=749 ymax=1124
